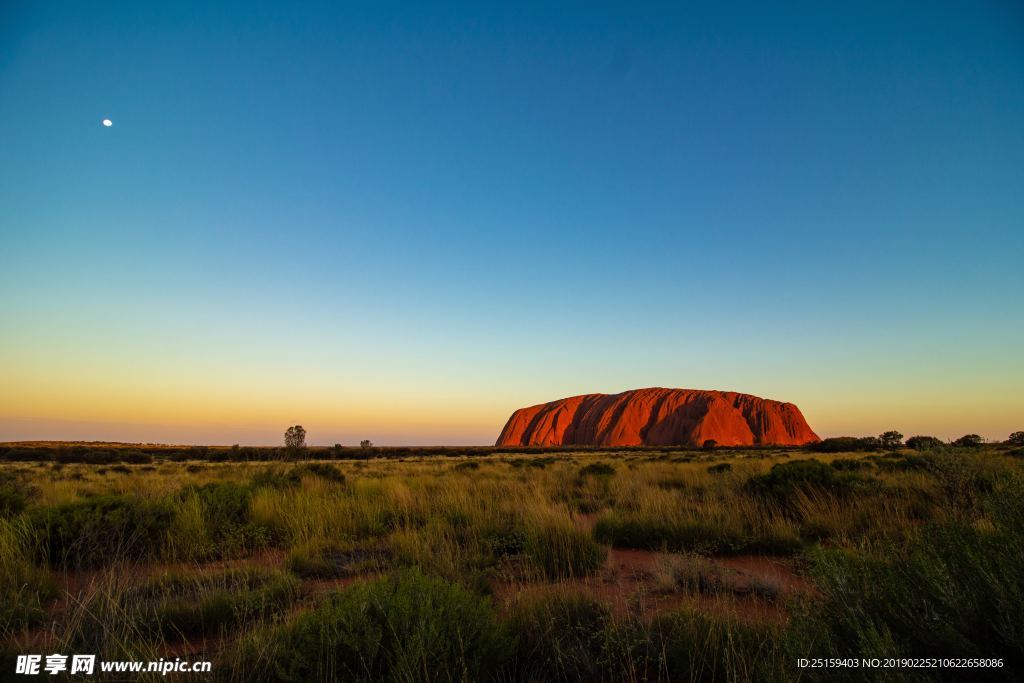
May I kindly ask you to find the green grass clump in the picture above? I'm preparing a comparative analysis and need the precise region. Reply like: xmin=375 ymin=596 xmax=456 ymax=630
xmin=0 ymin=471 xmax=31 ymax=517
xmin=646 ymin=608 xmax=785 ymax=681
xmin=504 ymin=591 xmax=612 ymax=681
xmin=293 ymin=462 xmax=346 ymax=483
xmin=0 ymin=516 xmax=58 ymax=630
xmin=65 ymin=567 xmax=300 ymax=652
xmin=594 ymin=509 xmax=802 ymax=556
xmin=286 ymin=541 xmax=388 ymax=579
xmin=270 ymin=569 xmax=513 ymax=682
xmin=579 ymin=462 xmax=615 ymax=478
xmin=794 ymin=475 xmax=1024 ymax=668
xmin=146 ymin=569 xmax=300 ymax=639
xmin=523 ymin=514 xmax=606 ymax=579
xmin=171 ymin=482 xmax=277 ymax=559
xmin=29 ymin=495 xmax=173 ymax=568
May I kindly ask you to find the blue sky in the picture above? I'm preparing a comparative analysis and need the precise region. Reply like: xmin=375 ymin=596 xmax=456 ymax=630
xmin=1 ymin=0 xmax=1022 ymax=444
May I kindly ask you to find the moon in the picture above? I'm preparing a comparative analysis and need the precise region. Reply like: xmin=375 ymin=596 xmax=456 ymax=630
xmin=102 ymin=119 xmax=113 ymax=127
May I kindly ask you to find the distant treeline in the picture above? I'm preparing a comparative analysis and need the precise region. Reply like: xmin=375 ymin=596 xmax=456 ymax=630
xmin=0 ymin=443 xmax=724 ymax=464
xmin=0 ymin=436 xmax=1018 ymax=464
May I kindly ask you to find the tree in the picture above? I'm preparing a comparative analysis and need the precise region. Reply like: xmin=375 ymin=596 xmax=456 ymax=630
xmin=360 ymin=439 xmax=373 ymax=449
xmin=953 ymin=434 xmax=983 ymax=448
xmin=879 ymin=431 xmax=904 ymax=450
xmin=285 ymin=425 xmax=307 ymax=457
xmin=1008 ymin=431 xmax=1024 ymax=447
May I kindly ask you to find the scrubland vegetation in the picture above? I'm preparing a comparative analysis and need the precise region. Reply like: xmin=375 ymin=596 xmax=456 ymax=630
xmin=1 ymin=442 xmax=1023 ymax=681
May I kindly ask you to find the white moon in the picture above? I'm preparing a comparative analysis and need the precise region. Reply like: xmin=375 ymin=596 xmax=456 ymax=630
xmin=102 ymin=119 xmax=113 ymax=127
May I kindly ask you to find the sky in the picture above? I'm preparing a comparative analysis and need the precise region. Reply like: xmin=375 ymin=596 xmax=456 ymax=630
xmin=1 ymin=1 xmax=1022 ymax=445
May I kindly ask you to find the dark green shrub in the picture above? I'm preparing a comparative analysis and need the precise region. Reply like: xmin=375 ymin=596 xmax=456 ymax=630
xmin=1008 ymin=431 xmax=1024 ymax=447
xmin=879 ymin=430 xmax=904 ymax=450
xmin=0 ymin=489 xmax=27 ymax=517
xmin=0 ymin=472 xmax=30 ymax=517
xmin=579 ymin=462 xmax=615 ymax=478
xmin=906 ymin=435 xmax=944 ymax=450
xmin=293 ymin=462 xmax=346 ymax=483
xmin=829 ymin=458 xmax=870 ymax=471
xmin=954 ymin=434 xmax=984 ymax=448
xmin=178 ymin=482 xmax=274 ymax=556
xmin=873 ymin=454 xmax=931 ymax=472
xmin=707 ymin=463 xmax=732 ymax=474
xmin=251 ymin=467 xmax=301 ymax=489
xmin=184 ymin=482 xmax=251 ymax=528
xmin=747 ymin=459 xmax=864 ymax=501
xmin=119 ymin=450 xmax=153 ymax=464
xmin=810 ymin=437 xmax=882 ymax=453
xmin=272 ymin=569 xmax=513 ymax=682
xmin=594 ymin=513 xmax=800 ymax=556
xmin=30 ymin=496 xmax=173 ymax=568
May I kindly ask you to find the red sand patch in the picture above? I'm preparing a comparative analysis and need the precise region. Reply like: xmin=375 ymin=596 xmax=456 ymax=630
xmin=494 ymin=548 xmax=810 ymax=623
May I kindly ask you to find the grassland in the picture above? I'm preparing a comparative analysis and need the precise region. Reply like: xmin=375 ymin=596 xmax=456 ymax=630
xmin=1 ymin=444 xmax=1022 ymax=681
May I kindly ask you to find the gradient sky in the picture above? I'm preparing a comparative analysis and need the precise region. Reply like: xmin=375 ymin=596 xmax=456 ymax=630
xmin=2 ymin=1 xmax=1022 ymax=445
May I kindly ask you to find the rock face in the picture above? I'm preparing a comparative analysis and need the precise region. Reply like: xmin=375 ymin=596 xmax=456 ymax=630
xmin=496 ymin=388 xmax=819 ymax=447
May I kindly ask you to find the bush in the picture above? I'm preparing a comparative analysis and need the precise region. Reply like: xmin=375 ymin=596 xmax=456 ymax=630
xmin=594 ymin=512 xmax=800 ymax=556
xmin=810 ymin=437 xmax=882 ymax=453
xmin=579 ymin=462 xmax=615 ymax=478
xmin=0 ymin=490 xmax=26 ymax=517
xmin=30 ymin=496 xmax=173 ymax=568
xmin=272 ymin=569 xmax=513 ymax=682
xmin=286 ymin=542 xmax=389 ymax=579
xmin=707 ymin=463 xmax=732 ymax=474
xmin=0 ymin=472 xmax=31 ymax=517
xmin=906 ymin=435 xmax=944 ymax=450
xmin=829 ymin=458 xmax=870 ymax=471
xmin=1008 ymin=432 xmax=1024 ymax=447
xmin=747 ymin=459 xmax=864 ymax=501
xmin=454 ymin=461 xmax=480 ymax=472
xmin=872 ymin=453 xmax=932 ymax=472
xmin=184 ymin=482 xmax=251 ymax=528
xmin=293 ymin=462 xmax=346 ymax=483
xmin=879 ymin=430 xmax=903 ymax=450
xmin=174 ymin=482 xmax=273 ymax=558
xmin=954 ymin=434 xmax=984 ymax=448
xmin=251 ymin=467 xmax=301 ymax=489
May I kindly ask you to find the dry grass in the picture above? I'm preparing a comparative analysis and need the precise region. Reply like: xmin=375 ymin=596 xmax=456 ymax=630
xmin=2 ymin=446 xmax=1021 ymax=680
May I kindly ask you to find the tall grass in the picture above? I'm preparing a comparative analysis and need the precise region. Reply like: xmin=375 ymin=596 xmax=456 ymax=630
xmin=1 ymin=449 xmax=1021 ymax=681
